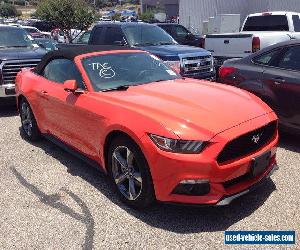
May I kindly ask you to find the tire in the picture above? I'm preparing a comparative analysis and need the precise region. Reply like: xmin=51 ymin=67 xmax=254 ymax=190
xmin=19 ymin=98 xmax=41 ymax=141
xmin=107 ymin=135 xmax=155 ymax=209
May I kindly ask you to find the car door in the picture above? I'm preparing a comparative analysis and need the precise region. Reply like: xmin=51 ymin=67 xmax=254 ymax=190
xmin=39 ymin=58 xmax=100 ymax=157
xmin=242 ymin=48 xmax=284 ymax=97
xmin=262 ymin=45 xmax=300 ymax=130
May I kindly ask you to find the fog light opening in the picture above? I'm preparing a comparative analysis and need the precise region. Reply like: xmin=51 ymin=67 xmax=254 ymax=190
xmin=172 ymin=179 xmax=210 ymax=196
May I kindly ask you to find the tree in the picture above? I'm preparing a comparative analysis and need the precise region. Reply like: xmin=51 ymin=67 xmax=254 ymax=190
xmin=139 ymin=10 xmax=154 ymax=23
xmin=0 ymin=3 xmax=19 ymax=17
xmin=112 ymin=13 xmax=121 ymax=21
xmin=35 ymin=0 xmax=96 ymax=42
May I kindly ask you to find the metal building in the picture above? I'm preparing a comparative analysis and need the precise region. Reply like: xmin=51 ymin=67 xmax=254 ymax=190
xmin=180 ymin=0 xmax=300 ymax=34
xmin=141 ymin=0 xmax=179 ymax=17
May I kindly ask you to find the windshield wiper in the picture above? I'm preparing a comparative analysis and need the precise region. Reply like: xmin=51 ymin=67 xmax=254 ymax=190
xmin=157 ymin=42 xmax=175 ymax=45
xmin=133 ymin=42 xmax=156 ymax=46
xmin=101 ymin=85 xmax=130 ymax=92
xmin=6 ymin=45 xmax=30 ymax=48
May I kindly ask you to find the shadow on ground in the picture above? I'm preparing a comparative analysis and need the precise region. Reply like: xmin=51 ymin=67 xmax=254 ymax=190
xmin=279 ymin=131 xmax=300 ymax=154
xmin=11 ymin=167 xmax=94 ymax=250
xmin=17 ymin=127 xmax=282 ymax=235
xmin=0 ymin=99 xmax=17 ymax=117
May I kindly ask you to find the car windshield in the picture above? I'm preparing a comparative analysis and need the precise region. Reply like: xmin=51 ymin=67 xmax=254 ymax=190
xmin=0 ymin=28 xmax=35 ymax=48
xmin=123 ymin=25 xmax=177 ymax=46
xmin=82 ymin=52 xmax=180 ymax=91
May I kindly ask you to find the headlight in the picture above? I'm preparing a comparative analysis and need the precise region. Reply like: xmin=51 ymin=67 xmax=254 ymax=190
xmin=149 ymin=134 xmax=207 ymax=154
xmin=164 ymin=60 xmax=181 ymax=69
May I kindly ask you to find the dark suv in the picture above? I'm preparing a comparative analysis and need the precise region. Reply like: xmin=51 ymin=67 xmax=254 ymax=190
xmin=156 ymin=23 xmax=201 ymax=47
xmin=88 ymin=22 xmax=215 ymax=80
xmin=0 ymin=26 xmax=46 ymax=97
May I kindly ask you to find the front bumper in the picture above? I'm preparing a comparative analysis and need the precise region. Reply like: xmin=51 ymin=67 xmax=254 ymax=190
xmin=0 ymin=84 xmax=16 ymax=97
xmin=140 ymin=112 xmax=278 ymax=205
xmin=183 ymin=70 xmax=216 ymax=81
xmin=215 ymin=163 xmax=278 ymax=206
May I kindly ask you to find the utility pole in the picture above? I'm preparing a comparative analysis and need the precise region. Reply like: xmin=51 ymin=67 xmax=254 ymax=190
xmin=140 ymin=0 xmax=143 ymax=14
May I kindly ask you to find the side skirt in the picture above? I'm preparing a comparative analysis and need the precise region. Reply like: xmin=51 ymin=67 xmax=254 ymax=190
xmin=43 ymin=134 xmax=105 ymax=173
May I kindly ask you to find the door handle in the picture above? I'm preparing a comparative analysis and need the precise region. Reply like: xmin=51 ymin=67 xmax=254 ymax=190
xmin=40 ymin=90 xmax=49 ymax=99
xmin=272 ymin=78 xmax=285 ymax=85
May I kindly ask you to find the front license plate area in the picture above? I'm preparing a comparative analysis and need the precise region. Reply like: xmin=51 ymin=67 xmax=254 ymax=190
xmin=251 ymin=151 xmax=271 ymax=177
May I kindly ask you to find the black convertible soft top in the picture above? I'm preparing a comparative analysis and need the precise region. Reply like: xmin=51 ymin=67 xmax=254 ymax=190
xmin=34 ymin=45 xmax=138 ymax=74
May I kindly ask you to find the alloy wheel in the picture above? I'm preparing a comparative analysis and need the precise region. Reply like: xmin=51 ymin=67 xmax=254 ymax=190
xmin=21 ymin=102 xmax=33 ymax=137
xmin=111 ymin=146 xmax=143 ymax=201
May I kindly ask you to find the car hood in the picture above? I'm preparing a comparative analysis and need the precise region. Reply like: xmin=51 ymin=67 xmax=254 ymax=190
xmin=139 ymin=44 xmax=210 ymax=60
xmin=98 ymin=79 xmax=273 ymax=140
xmin=0 ymin=47 xmax=47 ymax=60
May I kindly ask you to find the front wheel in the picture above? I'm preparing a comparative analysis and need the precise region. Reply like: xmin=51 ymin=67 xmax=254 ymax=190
xmin=19 ymin=99 xmax=41 ymax=141
xmin=107 ymin=136 xmax=155 ymax=209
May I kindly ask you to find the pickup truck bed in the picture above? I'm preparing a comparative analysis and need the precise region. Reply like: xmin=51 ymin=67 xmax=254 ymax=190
xmin=205 ymin=12 xmax=300 ymax=67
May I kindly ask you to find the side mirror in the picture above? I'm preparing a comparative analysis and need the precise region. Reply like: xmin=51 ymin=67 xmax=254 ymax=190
xmin=64 ymin=80 xmax=78 ymax=92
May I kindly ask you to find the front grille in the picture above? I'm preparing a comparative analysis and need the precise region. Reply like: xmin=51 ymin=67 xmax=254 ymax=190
xmin=183 ymin=68 xmax=212 ymax=75
xmin=217 ymin=121 xmax=277 ymax=164
xmin=1 ymin=59 xmax=40 ymax=85
xmin=185 ymin=55 xmax=211 ymax=61
xmin=181 ymin=55 xmax=213 ymax=75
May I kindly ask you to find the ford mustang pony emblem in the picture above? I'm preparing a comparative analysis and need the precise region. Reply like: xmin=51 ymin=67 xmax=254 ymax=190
xmin=252 ymin=133 xmax=263 ymax=144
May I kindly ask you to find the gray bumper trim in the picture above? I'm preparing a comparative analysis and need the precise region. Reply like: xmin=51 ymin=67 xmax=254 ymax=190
xmin=216 ymin=164 xmax=279 ymax=206
xmin=0 ymin=84 xmax=16 ymax=97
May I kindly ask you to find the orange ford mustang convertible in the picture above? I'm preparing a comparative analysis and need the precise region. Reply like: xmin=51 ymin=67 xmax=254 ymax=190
xmin=15 ymin=46 xmax=279 ymax=208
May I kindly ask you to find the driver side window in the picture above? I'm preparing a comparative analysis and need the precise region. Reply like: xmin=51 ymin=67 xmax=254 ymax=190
xmin=43 ymin=59 xmax=85 ymax=89
xmin=173 ymin=25 xmax=189 ymax=38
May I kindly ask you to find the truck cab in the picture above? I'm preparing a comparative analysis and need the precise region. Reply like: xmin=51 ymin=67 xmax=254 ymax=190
xmin=88 ymin=22 xmax=215 ymax=80
xmin=155 ymin=23 xmax=201 ymax=47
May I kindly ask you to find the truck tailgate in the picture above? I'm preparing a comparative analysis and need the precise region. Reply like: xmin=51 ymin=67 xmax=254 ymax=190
xmin=205 ymin=33 xmax=253 ymax=58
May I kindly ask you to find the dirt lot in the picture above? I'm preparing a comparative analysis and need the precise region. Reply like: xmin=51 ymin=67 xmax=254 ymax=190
xmin=0 ymin=104 xmax=299 ymax=250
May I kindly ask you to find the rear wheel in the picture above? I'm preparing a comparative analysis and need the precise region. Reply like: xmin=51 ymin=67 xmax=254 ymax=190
xmin=107 ymin=136 xmax=155 ymax=209
xmin=19 ymin=99 xmax=41 ymax=141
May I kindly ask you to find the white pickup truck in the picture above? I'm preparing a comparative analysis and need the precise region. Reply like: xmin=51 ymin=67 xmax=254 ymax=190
xmin=204 ymin=11 xmax=300 ymax=67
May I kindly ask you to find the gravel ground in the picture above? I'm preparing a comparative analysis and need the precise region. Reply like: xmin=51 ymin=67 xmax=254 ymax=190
xmin=0 ymin=103 xmax=299 ymax=250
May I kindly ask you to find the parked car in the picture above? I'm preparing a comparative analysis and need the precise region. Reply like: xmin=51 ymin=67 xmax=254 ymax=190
xmin=87 ymin=22 xmax=215 ymax=80
xmin=35 ymin=38 xmax=58 ymax=51
xmin=156 ymin=23 xmax=202 ymax=47
xmin=51 ymin=28 xmax=81 ymax=43
xmin=22 ymin=26 xmax=51 ymax=39
xmin=31 ymin=20 xmax=56 ymax=33
xmin=16 ymin=46 xmax=278 ymax=208
xmin=205 ymin=11 xmax=300 ymax=68
xmin=219 ymin=40 xmax=300 ymax=134
xmin=0 ymin=25 xmax=46 ymax=98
